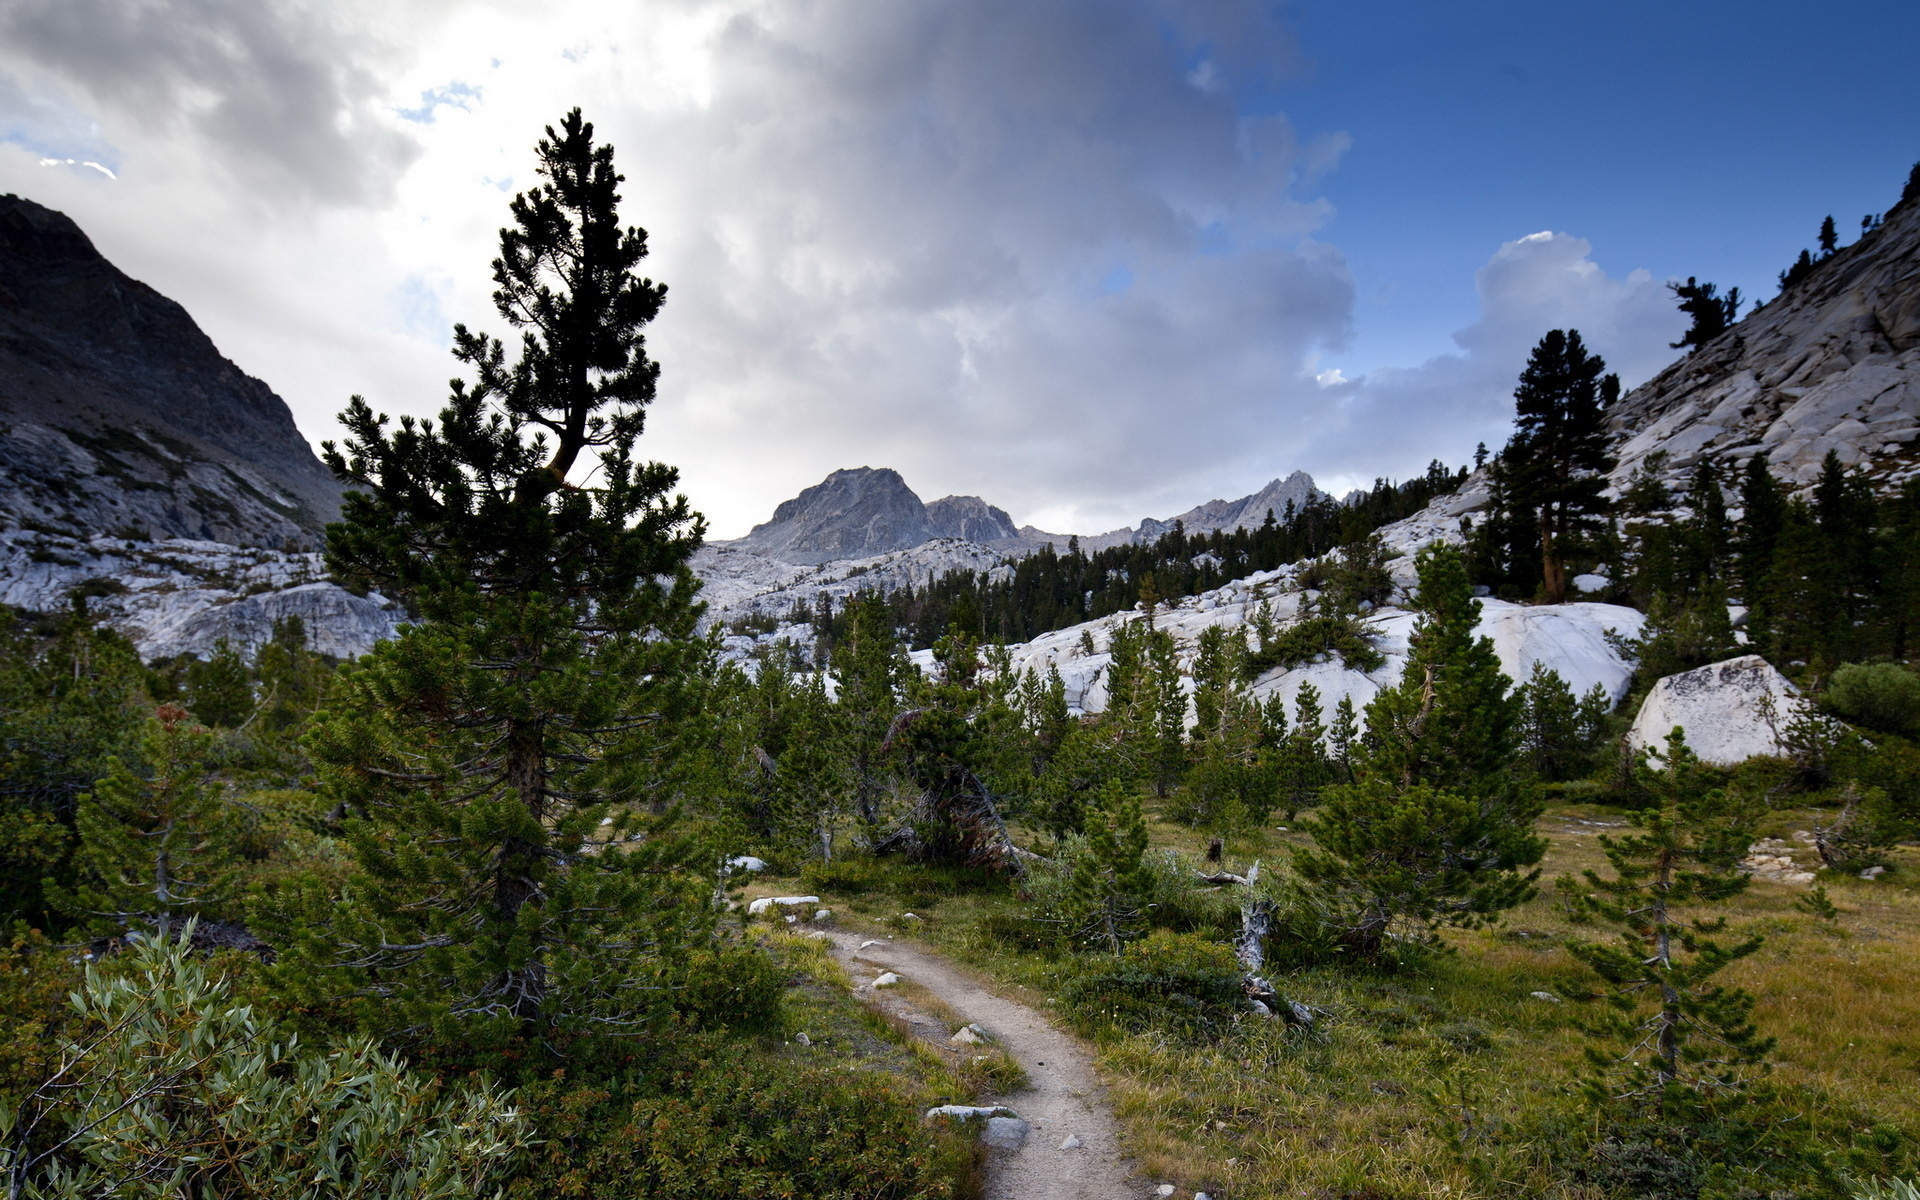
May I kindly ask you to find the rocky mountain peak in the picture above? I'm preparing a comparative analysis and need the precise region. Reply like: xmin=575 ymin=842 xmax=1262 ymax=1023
xmin=729 ymin=466 xmax=938 ymax=564
xmin=924 ymin=494 xmax=1019 ymax=543
xmin=0 ymin=193 xmax=343 ymax=546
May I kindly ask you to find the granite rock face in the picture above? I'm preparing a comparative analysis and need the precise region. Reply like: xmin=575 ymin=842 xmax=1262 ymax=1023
xmin=0 ymin=195 xmax=344 ymax=546
xmin=1626 ymin=655 xmax=1801 ymax=765
xmin=727 ymin=467 xmax=937 ymax=564
xmin=1607 ymin=187 xmax=1920 ymax=493
xmin=0 ymin=529 xmax=400 ymax=660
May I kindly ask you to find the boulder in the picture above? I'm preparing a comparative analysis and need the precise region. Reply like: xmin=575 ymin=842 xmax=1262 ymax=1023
xmin=746 ymin=894 xmax=820 ymax=915
xmin=1626 ymin=655 xmax=1801 ymax=765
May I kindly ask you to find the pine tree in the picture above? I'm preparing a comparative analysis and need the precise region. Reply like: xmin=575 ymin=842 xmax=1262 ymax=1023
xmin=1061 ymin=781 xmax=1152 ymax=954
xmin=1293 ymin=545 xmax=1543 ymax=956
xmin=1735 ymin=453 xmax=1787 ymax=606
xmin=1818 ymin=214 xmax=1839 ymax=256
xmin=1567 ymin=729 xmax=1771 ymax=1112
xmin=1667 ymin=277 xmax=1740 ymax=352
xmin=1494 ymin=329 xmax=1616 ymax=604
xmin=284 ymin=111 xmax=712 ymax=1043
xmin=0 ymin=607 xmax=152 ymax=928
xmin=832 ymin=593 xmax=910 ymax=834
xmin=185 ymin=638 xmax=253 ymax=729
xmin=52 ymin=705 xmax=236 ymax=939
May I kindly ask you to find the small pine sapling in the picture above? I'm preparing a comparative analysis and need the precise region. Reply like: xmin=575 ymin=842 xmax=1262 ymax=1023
xmin=51 ymin=705 xmax=236 ymax=940
xmin=1063 ymin=782 xmax=1153 ymax=954
xmin=1567 ymin=728 xmax=1773 ymax=1114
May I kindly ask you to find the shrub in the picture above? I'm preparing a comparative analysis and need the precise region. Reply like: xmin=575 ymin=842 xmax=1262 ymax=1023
xmin=1245 ymin=612 xmax=1386 ymax=676
xmin=1829 ymin=663 xmax=1920 ymax=735
xmin=508 ymin=1041 xmax=973 ymax=1199
xmin=1058 ymin=930 xmax=1245 ymax=1041
xmin=671 ymin=945 xmax=788 ymax=1037
xmin=3 ymin=928 xmax=528 ymax=1199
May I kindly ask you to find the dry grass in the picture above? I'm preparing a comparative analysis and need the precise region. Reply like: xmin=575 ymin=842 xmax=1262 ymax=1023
xmin=811 ymin=801 xmax=1920 ymax=1199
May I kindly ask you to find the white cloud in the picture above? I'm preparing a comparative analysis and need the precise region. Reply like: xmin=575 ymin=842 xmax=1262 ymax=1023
xmin=0 ymin=0 xmax=1688 ymax=541
xmin=1304 ymin=230 xmax=1687 ymax=493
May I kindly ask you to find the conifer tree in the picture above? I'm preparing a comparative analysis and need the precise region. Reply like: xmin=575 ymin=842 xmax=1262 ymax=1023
xmin=185 ymin=638 xmax=253 ymax=729
xmin=285 ymin=111 xmax=711 ymax=1043
xmin=1567 ymin=729 xmax=1771 ymax=1112
xmin=1667 ymin=277 xmax=1740 ymax=352
xmin=832 ymin=593 xmax=911 ymax=834
xmin=0 ymin=608 xmax=154 ymax=928
xmin=52 ymin=705 xmax=235 ymax=940
xmin=1293 ymin=545 xmax=1543 ymax=956
xmin=1061 ymin=781 xmax=1152 ymax=954
xmin=1735 ymin=453 xmax=1787 ymax=604
xmin=1494 ymin=329 xmax=1617 ymax=604
xmin=1818 ymin=214 xmax=1839 ymax=256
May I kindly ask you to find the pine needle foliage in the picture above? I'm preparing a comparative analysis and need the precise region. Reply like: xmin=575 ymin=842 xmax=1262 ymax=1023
xmin=1294 ymin=545 xmax=1544 ymax=957
xmin=1567 ymin=728 xmax=1773 ymax=1114
xmin=50 ymin=705 xmax=235 ymax=940
xmin=282 ymin=111 xmax=714 ymax=1045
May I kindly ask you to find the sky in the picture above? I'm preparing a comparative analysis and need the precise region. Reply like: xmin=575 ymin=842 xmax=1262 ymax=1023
xmin=0 ymin=0 xmax=1914 ymax=539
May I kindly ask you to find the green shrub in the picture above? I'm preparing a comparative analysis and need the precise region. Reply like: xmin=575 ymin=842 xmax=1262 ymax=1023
xmin=671 ymin=945 xmax=788 ymax=1036
xmin=1059 ymin=930 xmax=1246 ymax=1042
xmin=508 ymin=1041 xmax=973 ymax=1199
xmin=4 ymin=928 xmax=527 ymax=1199
xmin=1829 ymin=663 xmax=1920 ymax=735
xmin=1245 ymin=612 xmax=1386 ymax=676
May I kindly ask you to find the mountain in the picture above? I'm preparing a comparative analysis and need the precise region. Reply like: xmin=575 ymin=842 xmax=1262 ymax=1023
xmin=1606 ymin=184 xmax=1920 ymax=493
xmin=722 ymin=467 xmax=1023 ymax=564
xmin=0 ymin=194 xmax=343 ymax=547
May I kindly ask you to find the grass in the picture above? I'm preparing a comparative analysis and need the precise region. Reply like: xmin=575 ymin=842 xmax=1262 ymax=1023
xmin=777 ymin=799 xmax=1920 ymax=1200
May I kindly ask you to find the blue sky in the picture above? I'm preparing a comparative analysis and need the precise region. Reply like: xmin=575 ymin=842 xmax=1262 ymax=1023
xmin=1282 ymin=0 xmax=1919 ymax=374
xmin=0 ymin=0 xmax=1913 ymax=536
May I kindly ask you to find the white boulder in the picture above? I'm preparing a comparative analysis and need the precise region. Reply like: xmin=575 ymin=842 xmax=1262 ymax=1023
xmin=1627 ymin=655 xmax=1801 ymax=765
xmin=746 ymin=894 xmax=820 ymax=916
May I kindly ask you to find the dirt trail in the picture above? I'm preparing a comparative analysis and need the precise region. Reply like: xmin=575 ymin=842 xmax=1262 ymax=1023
xmin=829 ymin=931 xmax=1151 ymax=1200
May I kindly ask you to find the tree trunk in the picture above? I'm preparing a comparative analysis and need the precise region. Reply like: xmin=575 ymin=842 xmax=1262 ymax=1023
xmin=1539 ymin=510 xmax=1567 ymax=605
xmin=497 ymin=716 xmax=549 ymax=1023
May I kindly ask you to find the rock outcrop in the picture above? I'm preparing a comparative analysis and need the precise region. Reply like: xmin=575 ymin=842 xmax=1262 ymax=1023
xmin=0 ymin=529 xmax=400 ymax=660
xmin=0 ymin=195 xmax=344 ymax=546
xmin=1626 ymin=655 xmax=1802 ymax=765
xmin=1607 ymin=186 xmax=1920 ymax=492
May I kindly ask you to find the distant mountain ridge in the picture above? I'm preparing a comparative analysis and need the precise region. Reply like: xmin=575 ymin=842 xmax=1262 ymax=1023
xmin=724 ymin=467 xmax=1023 ymax=564
xmin=721 ymin=465 xmax=1329 ymax=568
xmin=0 ymin=194 xmax=343 ymax=547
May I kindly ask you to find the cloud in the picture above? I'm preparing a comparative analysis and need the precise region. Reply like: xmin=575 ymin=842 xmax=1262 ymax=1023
xmin=1303 ymin=230 xmax=1687 ymax=490
xmin=0 ymin=0 xmax=424 ymax=205
xmin=0 ymin=0 xmax=1689 ymax=542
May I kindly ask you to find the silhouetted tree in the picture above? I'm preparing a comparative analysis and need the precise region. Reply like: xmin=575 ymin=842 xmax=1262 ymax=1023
xmin=1667 ymin=277 xmax=1740 ymax=352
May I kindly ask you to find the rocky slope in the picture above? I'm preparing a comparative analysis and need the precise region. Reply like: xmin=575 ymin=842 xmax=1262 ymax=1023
xmin=1606 ymin=185 xmax=1920 ymax=493
xmin=0 ymin=195 xmax=345 ymax=546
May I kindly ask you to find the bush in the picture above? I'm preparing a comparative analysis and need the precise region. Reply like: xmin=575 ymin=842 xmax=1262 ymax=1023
xmin=5 ymin=928 xmax=528 ymax=1199
xmin=1829 ymin=663 xmax=1920 ymax=735
xmin=508 ymin=1040 xmax=974 ymax=1199
xmin=1245 ymin=612 xmax=1386 ymax=676
xmin=671 ymin=945 xmax=788 ymax=1037
xmin=1059 ymin=930 xmax=1246 ymax=1041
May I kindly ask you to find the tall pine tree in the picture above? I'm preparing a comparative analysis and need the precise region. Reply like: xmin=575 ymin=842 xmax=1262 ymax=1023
xmin=1493 ymin=329 xmax=1617 ymax=604
xmin=283 ymin=111 xmax=712 ymax=1044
